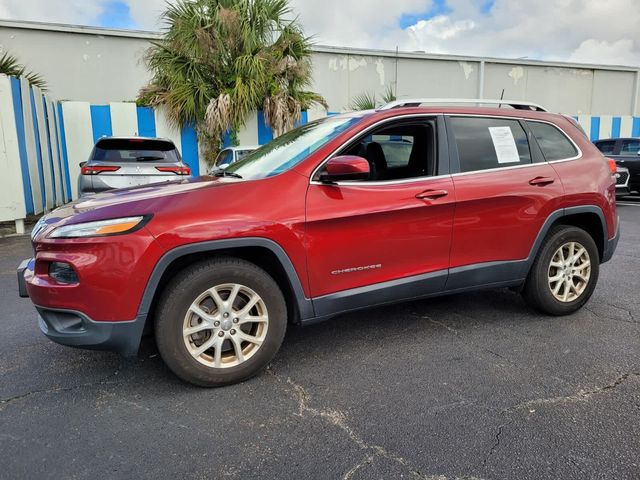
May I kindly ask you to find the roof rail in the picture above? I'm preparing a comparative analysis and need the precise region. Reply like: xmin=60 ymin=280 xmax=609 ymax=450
xmin=378 ymin=98 xmax=548 ymax=112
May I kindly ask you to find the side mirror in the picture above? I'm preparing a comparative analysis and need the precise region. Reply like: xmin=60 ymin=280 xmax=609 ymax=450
xmin=320 ymin=155 xmax=370 ymax=183
xmin=79 ymin=161 xmax=87 ymax=168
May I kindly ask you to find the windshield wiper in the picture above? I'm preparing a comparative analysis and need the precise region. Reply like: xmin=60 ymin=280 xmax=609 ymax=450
xmin=136 ymin=155 xmax=165 ymax=161
xmin=214 ymin=170 xmax=243 ymax=179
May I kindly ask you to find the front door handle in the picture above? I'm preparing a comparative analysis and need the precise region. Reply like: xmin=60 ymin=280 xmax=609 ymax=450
xmin=416 ymin=189 xmax=448 ymax=200
xmin=529 ymin=176 xmax=555 ymax=186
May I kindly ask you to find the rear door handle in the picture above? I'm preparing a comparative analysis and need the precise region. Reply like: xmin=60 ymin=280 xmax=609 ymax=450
xmin=529 ymin=176 xmax=555 ymax=186
xmin=416 ymin=189 xmax=448 ymax=200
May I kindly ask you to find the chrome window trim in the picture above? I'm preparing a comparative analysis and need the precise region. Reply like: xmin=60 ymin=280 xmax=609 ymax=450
xmin=450 ymin=160 xmax=546 ymax=177
xmin=320 ymin=173 xmax=452 ymax=187
xmin=309 ymin=114 xmax=442 ymax=186
xmin=308 ymin=113 xmax=583 ymax=186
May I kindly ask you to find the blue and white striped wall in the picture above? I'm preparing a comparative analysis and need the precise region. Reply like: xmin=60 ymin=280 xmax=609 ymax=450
xmin=1 ymin=74 xmax=637 ymax=228
xmin=0 ymin=74 xmax=69 ymax=226
xmin=576 ymin=115 xmax=640 ymax=142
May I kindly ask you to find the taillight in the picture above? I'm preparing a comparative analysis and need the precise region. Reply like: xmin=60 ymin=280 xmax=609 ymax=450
xmin=155 ymin=166 xmax=191 ymax=175
xmin=606 ymin=158 xmax=617 ymax=175
xmin=81 ymin=165 xmax=121 ymax=175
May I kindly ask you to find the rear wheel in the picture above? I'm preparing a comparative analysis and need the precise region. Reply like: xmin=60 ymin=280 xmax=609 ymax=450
xmin=155 ymin=257 xmax=287 ymax=387
xmin=522 ymin=225 xmax=599 ymax=316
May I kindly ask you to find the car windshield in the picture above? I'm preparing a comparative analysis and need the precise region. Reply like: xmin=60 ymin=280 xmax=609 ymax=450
xmin=225 ymin=115 xmax=363 ymax=179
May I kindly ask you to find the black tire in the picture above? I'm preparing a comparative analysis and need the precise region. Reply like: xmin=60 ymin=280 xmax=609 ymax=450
xmin=522 ymin=225 xmax=599 ymax=316
xmin=154 ymin=257 xmax=287 ymax=387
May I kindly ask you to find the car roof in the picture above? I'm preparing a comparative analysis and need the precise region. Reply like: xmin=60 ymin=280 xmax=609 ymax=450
xmin=595 ymin=137 xmax=640 ymax=142
xmin=224 ymin=145 xmax=260 ymax=151
xmin=95 ymin=136 xmax=176 ymax=145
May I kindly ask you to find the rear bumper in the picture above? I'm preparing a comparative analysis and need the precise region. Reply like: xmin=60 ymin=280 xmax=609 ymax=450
xmin=36 ymin=306 xmax=146 ymax=356
xmin=601 ymin=218 xmax=620 ymax=264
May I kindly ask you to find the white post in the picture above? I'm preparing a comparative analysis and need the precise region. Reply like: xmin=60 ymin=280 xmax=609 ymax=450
xmin=632 ymin=70 xmax=639 ymax=116
xmin=478 ymin=61 xmax=485 ymax=99
xmin=15 ymin=218 xmax=25 ymax=235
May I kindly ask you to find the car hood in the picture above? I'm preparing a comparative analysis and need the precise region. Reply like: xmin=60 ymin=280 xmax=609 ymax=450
xmin=36 ymin=175 xmax=238 ymax=235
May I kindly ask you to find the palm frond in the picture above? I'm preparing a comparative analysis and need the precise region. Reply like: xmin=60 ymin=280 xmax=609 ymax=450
xmin=0 ymin=52 xmax=47 ymax=89
xmin=138 ymin=0 xmax=323 ymax=162
xmin=350 ymin=92 xmax=377 ymax=111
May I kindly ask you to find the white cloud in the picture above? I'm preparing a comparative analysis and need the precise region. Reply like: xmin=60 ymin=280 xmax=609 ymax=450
xmin=0 ymin=0 xmax=106 ymax=26
xmin=408 ymin=15 xmax=476 ymax=44
xmin=0 ymin=0 xmax=638 ymax=66
xmin=569 ymin=39 xmax=640 ymax=66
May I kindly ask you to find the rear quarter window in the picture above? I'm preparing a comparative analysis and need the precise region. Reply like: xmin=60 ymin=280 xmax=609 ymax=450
xmin=450 ymin=117 xmax=532 ymax=173
xmin=527 ymin=122 xmax=578 ymax=161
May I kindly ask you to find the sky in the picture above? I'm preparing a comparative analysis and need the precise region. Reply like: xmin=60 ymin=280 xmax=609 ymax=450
xmin=0 ymin=0 xmax=639 ymax=66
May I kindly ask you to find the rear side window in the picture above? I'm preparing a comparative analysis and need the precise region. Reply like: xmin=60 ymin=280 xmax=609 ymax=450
xmin=527 ymin=122 xmax=578 ymax=161
xmin=450 ymin=117 xmax=531 ymax=173
xmin=91 ymin=139 xmax=180 ymax=163
xmin=620 ymin=139 xmax=640 ymax=155
xmin=594 ymin=140 xmax=616 ymax=156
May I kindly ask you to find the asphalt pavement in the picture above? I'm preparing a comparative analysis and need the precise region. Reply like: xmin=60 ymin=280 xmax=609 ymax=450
xmin=1 ymin=203 xmax=639 ymax=479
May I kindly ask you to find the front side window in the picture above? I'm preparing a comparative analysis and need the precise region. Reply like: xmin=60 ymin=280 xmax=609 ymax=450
xmin=316 ymin=120 xmax=437 ymax=182
xmin=528 ymin=122 xmax=578 ymax=161
xmin=225 ymin=115 xmax=364 ymax=180
xmin=594 ymin=140 xmax=616 ymax=156
xmin=620 ymin=139 xmax=640 ymax=155
xmin=450 ymin=117 xmax=531 ymax=173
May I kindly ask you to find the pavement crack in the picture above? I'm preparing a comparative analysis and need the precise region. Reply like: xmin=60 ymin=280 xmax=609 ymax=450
xmin=0 ymin=367 xmax=122 ymax=411
xmin=266 ymin=366 xmax=463 ymax=480
xmin=506 ymin=372 xmax=640 ymax=412
xmin=584 ymin=305 xmax=638 ymax=325
xmin=421 ymin=314 xmax=516 ymax=367
xmin=424 ymin=316 xmax=460 ymax=335
xmin=343 ymin=454 xmax=376 ymax=480
xmin=482 ymin=421 xmax=512 ymax=467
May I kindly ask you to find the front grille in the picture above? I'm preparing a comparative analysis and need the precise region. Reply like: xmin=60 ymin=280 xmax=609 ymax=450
xmin=616 ymin=170 xmax=630 ymax=186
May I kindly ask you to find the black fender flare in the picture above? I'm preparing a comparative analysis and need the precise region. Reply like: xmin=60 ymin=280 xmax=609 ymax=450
xmin=136 ymin=237 xmax=315 ymax=321
xmin=525 ymin=205 xmax=613 ymax=268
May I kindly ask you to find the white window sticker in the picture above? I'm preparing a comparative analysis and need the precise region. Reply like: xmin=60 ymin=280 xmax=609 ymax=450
xmin=488 ymin=126 xmax=521 ymax=164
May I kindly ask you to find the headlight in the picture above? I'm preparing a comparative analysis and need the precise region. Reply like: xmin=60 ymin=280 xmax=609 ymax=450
xmin=48 ymin=216 xmax=148 ymax=239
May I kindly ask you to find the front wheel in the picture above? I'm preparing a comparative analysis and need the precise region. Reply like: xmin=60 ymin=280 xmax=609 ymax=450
xmin=155 ymin=257 xmax=287 ymax=387
xmin=522 ymin=225 xmax=599 ymax=316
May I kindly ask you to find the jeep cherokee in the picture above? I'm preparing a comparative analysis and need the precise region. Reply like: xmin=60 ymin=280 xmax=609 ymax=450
xmin=18 ymin=99 xmax=619 ymax=387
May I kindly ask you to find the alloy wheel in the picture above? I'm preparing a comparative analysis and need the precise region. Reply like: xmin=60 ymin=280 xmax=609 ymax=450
xmin=182 ymin=283 xmax=269 ymax=368
xmin=547 ymin=241 xmax=591 ymax=303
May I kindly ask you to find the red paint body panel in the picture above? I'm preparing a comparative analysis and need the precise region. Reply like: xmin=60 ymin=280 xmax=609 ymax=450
xmin=23 ymin=106 xmax=618 ymax=330
xmin=305 ymin=177 xmax=455 ymax=297
xmin=450 ymin=163 xmax=564 ymax=267
xmin=25 ymin=227 xmax=164 ymax=321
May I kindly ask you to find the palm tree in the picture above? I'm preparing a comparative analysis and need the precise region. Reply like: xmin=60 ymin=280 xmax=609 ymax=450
xmin=350 ymin=85 xmax=396 ymax=111
xmin=0 ymin=52 xmax=47 ymax=90
xmin=139 ymin=0 xmax=326 ymax=163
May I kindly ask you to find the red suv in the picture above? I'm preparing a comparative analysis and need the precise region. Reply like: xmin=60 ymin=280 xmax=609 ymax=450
xmin=18 ymin=99 xmax=619 ymax=386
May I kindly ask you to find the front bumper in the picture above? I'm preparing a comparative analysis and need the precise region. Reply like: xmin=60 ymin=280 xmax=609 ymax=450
xmin=17 ymin=258 xmax=30 ymax=297
xmin=616 ymin=186 xmax=631 ymax=198
xmin=36 ymin=306 xmax=145 ymax=356
xmin=18 ymin=257 xmax=146 ymax=356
